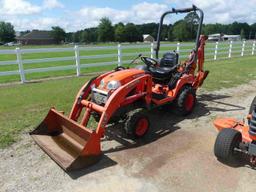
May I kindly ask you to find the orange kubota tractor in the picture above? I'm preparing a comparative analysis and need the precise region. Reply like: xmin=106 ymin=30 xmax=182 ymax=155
xmin=30 ymin=5 xmax=209 ymax=171
xmin=214 ymin=97 xmax=256 ymax=165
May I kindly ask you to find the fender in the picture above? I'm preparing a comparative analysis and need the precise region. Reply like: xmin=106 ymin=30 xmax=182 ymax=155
xmin=172 ymin=74 xmax=194 ymax=98
xmin=95 ymin=74 xmax=152 ymax=136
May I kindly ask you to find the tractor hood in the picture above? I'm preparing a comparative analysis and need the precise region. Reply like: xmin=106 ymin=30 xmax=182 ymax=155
xmin=98 ymin=68 xmax=145 ymax=91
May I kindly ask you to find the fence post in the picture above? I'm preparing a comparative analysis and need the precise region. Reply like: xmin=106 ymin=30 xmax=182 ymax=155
xmin=117 ymin=44 xmax=122 ymax=66
xmin=16 ymin=47 xmax=26 ymax=83
xmin=214 ymin=41 xmax=218 ymax=60
xmin=150 ymin=42 xmax=154 ymax=58
xmin=74 ymin=45 xmax=80 ymax=76
xmin=252 ymin=40 xmax=255 ymax=55
xmin=241 ymin=40 xmax=245 ymax=56
xmin=176 ymin=42 xmax=180 ymax=53
xmin=228 ymin=41 xmax=233 ymax=58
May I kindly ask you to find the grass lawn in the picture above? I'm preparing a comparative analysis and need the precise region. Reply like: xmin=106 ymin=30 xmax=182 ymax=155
xmin=0 ymin=77 xmax=87 ymax=148
xmin=0 ymin=54 xmax=256 ymax=148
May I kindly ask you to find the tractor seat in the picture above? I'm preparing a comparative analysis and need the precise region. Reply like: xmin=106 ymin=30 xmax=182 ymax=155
xmin=160 ymin=51 xmax=179 ymax=68
xmin=149 ymin=66 xmax=176 ymax=80
xmin=150 ymin=51 xmax=179 ymax=80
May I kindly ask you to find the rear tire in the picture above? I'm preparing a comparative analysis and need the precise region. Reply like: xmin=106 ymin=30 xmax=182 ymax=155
xmin=124 ymin=109 xmax=150 ymax=138
xmin=214 ymin=128 xmax=242 ymax=162
xmin=174 ymin=86 xmax=196 ymax=116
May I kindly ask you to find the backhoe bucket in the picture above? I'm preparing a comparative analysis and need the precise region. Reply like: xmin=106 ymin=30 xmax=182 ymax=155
xmin=30 ymin=108 xmax=101 ymax=171
xmin=193 ymin=70 xmax=209 ymax=89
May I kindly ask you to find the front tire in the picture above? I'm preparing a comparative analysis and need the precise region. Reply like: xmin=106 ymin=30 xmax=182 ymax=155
xmin=124 ymin=109 xmax=150 ymax=138
xmin=214 ymin=128 xmax=242 ymax=162
xmin=174 ymin=86 xmax=196 ymax=116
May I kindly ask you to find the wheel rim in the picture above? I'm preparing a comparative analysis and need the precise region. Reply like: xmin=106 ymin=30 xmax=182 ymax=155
xmin=185 ymin=93 xmax=194 ymax=111
xmin=135 ymin=118 xmax=149 ymax=136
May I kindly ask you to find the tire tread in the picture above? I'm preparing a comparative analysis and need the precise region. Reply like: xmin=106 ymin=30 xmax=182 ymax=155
xmin=174 ymin=85 xmax=196 ymax=116
xmin=124 ymin=108 xmax=149 ymax=138
xmin=214 ymin=128 xmax=242 ymax=162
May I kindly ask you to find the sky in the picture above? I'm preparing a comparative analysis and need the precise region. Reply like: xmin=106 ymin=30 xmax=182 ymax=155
xmin=0 ymin=0 xmax=255 ymax=32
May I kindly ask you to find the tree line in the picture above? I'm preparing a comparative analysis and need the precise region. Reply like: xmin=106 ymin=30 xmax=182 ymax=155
xmin=0 ymin=13 xmax=255 ymax=44
xmin=65 ymin=14 xmax=256 ymax=43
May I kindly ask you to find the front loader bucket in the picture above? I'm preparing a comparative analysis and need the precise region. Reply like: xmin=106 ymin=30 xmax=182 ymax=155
xmin=30 ymin=108 xmax=101 ymax=171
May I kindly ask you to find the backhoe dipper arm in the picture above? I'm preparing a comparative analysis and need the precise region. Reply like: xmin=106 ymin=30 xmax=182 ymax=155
xmin=197 ymin=35 xmax=208 ymax=72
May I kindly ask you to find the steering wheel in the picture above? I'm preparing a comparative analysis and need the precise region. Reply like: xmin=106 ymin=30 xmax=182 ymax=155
xmin=114 ymin=66 xmax=126 ymax=71
xmin=141 ymin=57 xmax=158 ymax=68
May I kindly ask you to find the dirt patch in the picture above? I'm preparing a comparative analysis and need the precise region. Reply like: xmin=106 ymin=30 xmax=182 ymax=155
xmin=1 ymin=81 xmax=256 ymax=192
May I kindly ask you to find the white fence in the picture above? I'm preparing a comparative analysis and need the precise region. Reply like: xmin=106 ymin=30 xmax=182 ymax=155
xmin=0 ymin=40 xmax=255 ymax=83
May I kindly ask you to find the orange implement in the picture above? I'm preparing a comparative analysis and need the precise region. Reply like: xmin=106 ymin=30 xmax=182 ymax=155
xmin=30 ymin=109 xmax=101 ymax=171
xmin=213 ymin=97 xmax=256 ymax=165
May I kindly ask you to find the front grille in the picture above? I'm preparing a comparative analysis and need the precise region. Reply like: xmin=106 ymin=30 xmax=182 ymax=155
xmin=91 ymin=88 xmax=108 ymax=105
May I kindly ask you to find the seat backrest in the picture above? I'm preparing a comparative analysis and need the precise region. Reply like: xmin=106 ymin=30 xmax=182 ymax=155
xmin=160 ymin=52 xmax=179 ymax=68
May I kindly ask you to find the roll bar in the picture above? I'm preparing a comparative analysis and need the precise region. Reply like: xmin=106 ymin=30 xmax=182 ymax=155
xmin=155 ymin=5 xmax=204 ymax=59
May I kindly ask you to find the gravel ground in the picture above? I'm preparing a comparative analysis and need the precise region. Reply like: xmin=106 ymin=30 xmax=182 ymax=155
xmin=1 ymin=81 xmax=256 ymax=192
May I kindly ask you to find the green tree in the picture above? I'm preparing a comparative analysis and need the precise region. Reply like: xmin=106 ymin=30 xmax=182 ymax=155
xmin=0 ymin=21 xmax=15 ymax=43
xmin=136 ymin=23 xmax=158 ymax=40
xmin=65 ymin=32 xmax=73 ymax=42
xmin=240 ymin=28 xmax=245 ymax=39
xmin=203 ymin=23 xmax=229 ymax=35
xmin=97 ymin=17 xmax=114 ymax=42
xmin=168 ymin=28 xmax=174 ymax=41
xmin=20 ymin=30 xmax=30 ymax=36
xmin=114 ymin=22 xmax=125 ymax=42
xmin=251 ymin=23 xmax=256 ymax=39
xmin=80 ymin=28 xmax=98 ymax=43
xmin=230 ymin=22 xmax=250 ymax=38
xmin=50 ymin=26 xmax=66 ymax=44
xmin=80 ymin=30 xmax=89 ymax=43
xmin=172 ymin=20 xmax=190 ymax=41
xmin=184 ymin=12 xmax=199 ymax=39
xmin=87 ymin=28 xmax=98 ymax=42
xmin=124 ymin=23 xmax=140 ymax=42
xmin=161 ymin=25 xmax=169 ymax=41
xmin=203 ymin=24 xmax=218 ymax=35
xmin=72 ymin=32 xmax=80 ymax=42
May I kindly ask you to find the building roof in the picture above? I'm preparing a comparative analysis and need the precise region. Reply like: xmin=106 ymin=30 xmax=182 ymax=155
xmin=143 ymin=34 xmax=154 ymax=42
xmin=17 ymin=30 xmax=54 ymax=40
xmin=223 ymin=35 xmax=240 ymax=38
xmin=209 ymin=33 xmax=240 ymax=38
xmin=143 ymin=34 xmax=152 ymax=38
xmin=208 ymin=33 xmax=221 ymax=37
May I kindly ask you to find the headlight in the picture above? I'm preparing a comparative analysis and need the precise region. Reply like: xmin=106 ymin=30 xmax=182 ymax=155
xmin=99 ymin=79 xmax=104 ymax=88
xmin=107 ymin=80 xmax=121 ymax=90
